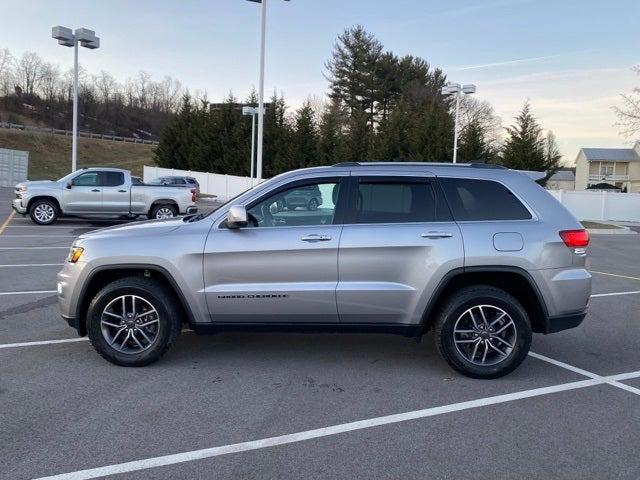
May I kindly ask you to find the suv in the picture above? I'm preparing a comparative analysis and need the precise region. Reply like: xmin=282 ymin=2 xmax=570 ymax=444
xmin=57 ymin=163 xmax=591 ymax=378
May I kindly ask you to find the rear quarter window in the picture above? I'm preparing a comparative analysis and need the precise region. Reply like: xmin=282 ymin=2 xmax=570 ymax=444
xmin=440 ymin=177 xmax=532 ymax=221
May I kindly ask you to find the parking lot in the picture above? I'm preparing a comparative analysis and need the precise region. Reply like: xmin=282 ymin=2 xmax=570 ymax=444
xmin=0 ymin=185 xmax=639 ymax=480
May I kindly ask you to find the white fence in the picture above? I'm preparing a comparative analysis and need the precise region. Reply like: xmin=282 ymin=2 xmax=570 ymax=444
xmin=548 ymin=190 xmax=640 ymax=222
xmin=143 ymin=165 xmax=254 ymax=201
xmin=0 ymin=148 xmax=28 ymax=187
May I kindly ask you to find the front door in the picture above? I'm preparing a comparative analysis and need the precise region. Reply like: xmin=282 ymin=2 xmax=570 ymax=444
xmin=337 ymin=174 xmax=464 ymax=324
xmin=63 ymin=171 xmax=102 ymax=213
xmin=203 ymin=176 xmax=347 ymax=323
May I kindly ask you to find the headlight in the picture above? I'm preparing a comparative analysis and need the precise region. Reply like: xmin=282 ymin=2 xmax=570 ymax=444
xmin=17 ymin=186 xmax=27 ymax=193
xmin=68 ymin=246 xmax=84 ymax=263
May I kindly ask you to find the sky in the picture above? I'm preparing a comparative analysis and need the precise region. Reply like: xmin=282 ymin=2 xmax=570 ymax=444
xmin=2 ymin=0 xmax=639 ymax=165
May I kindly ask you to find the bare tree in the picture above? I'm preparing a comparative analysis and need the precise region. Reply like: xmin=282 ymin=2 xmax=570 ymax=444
xmin=135 ymin=71 xmax=152 ymax=109
xmin=93 ymin=70 xmax=118 ymax=104
xmin=0 ymin=47 xmax=14 ymax=97
xmin=458 ymin=95 xmax=502 ymax=143
xmin=40 ymin=62 xmax=61 ymax=103
xmin=15 ymin=51 xmax=43 ymax=97
xmin=614 ymin=66 xmax=640 ymax=137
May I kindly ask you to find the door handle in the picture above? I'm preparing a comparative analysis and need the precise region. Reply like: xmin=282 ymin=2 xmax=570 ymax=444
xmin=118 ymin=189 xmax=127 ymax=193
xmin=301 ymin=234 xmax=332 ymax=242
xmin=91 ymin=189 xmax=100 ymax=192
xmin=421 ymin=231 xmax=453 ymax=239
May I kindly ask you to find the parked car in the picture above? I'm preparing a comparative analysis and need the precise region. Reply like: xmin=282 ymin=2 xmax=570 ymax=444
xmin=282 ymin=184 xmax=323 ymax=210
xmin=149 ymin=176 xmax=200 ymax=195
xmin=13 ymin=168 xmax=197 ymax=224
xmin=57 ymin=162 xmax=591 ymax=378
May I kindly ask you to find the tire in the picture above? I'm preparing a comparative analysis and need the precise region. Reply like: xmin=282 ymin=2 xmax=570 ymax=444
xmin=86 ymin=276 xmax=182 ymax=367
xmin=307 ymin=198 xmax=319 ymax=211
xmin=149 ymin=204 xmax=178 ymax=220
xmin=434 ymin=285 xmax=532 ymax=379
xmin=29 ymin=198 xmax=59 ymax=225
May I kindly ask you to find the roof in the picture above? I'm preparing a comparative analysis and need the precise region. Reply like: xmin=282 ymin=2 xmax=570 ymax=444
xmin=332 ymin=162 xmax=506 ymax=170
xmin=581 ymin=148 xmax=640 ymax=162
xmin=548 ymin=169 xmax=575 ymax=181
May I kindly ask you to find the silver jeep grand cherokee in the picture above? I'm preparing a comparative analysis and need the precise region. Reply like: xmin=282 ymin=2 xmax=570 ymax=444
xmin=57 ymin=163 xmax=591 ymax=378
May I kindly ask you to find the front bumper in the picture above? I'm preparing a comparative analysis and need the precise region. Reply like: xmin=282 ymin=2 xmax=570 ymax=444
xmin=12 ymin=198 xmax=27 ymax=214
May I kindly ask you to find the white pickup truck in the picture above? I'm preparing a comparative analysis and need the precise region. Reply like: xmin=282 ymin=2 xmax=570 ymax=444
xmin=12 ymin=167 xmax=198 ymax=225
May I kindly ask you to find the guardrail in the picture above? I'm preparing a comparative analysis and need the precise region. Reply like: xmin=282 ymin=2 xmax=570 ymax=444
xmin=0 ymin=122 xmax=159 ymax=145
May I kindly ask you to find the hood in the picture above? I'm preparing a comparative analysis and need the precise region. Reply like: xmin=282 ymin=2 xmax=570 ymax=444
xmin=78 ymin=217 xmax=185 ymax=240
xmin=16 ymin=180 xmax=58 ymax=188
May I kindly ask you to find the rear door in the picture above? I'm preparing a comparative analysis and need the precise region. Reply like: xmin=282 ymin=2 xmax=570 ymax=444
xmin=100 ymin=171 xmax=130 ymax=213
xmin=63 ymin=171 xmax=102 ymax=213
xmin=336 ymin=173 xmax=464 ymax=325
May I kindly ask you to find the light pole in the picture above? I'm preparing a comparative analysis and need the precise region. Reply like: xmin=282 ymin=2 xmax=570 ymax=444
xmin=52 ymin=26 xmax=100 ymax=173
xmin=441 ymin=82 xmax=476 ymax=163
xmin=242 ymin=106 xmax=258 ymax=185
xmin=246 ymin=0 xmax=289 ymax=180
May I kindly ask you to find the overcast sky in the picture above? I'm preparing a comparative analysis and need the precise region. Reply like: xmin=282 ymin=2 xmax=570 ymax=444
xmin=2 ymin=0 xmax=639 ymax=164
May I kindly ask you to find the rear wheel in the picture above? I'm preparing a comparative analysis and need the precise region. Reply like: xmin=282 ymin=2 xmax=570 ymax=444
xmin=86 ymin=277 xmax=182 ymax=366
xmin=307 ymin=198 xmax=319 ymax=211
xmin=434 ymin=285 xmax=532 ymax=379
xmin=29 ymin=199 xmax=59 ymax=225
xmin=149 ymin=204 xmax=178 ymax=220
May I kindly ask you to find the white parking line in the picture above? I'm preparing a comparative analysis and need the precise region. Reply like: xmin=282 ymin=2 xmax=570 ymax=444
xmin=33 ymin=366 xmax=640 ymax=480
xmin=0 ymin=263 xmax=63 ymax=267
xmin=591 ymin=290 xmax=640 ymax=298
xmin=0 ymin=290 xmax=56 ymax=296
xmin=0 ymin=246 xmax=70 ymax=250
xmin=590 ymin=270 xmax=640 ymax=281
xmin=529 ymin=352 xmax=640 ymax=396
xmin=0 ymin=235 xmax=77 ymax=238
xmin=0 ymin=338 xmax=89 ymax=349
xmin=5 ymin=225 xmax=95 ymax=229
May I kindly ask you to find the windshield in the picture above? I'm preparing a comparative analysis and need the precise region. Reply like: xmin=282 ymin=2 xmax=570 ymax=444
xmin=57 ymin=171 xmax=81 ymax=183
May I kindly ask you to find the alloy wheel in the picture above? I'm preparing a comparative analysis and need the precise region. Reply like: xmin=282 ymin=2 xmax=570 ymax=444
xmin=100 ymin=295 xmax=160 ymax=354
xmin=155 ymin=207 xmax=175 ymax=219
xmin=453 ymin=304 xmax=517 ymax=366
xmin=34 ymin=204 xmax=55 ymax=223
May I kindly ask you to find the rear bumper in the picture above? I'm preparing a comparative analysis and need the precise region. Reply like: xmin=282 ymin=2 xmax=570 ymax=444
xmin=544 ymin=309 xmax=587 ymax=334
xmin=186 ymin=206 xmax=198 ymax=214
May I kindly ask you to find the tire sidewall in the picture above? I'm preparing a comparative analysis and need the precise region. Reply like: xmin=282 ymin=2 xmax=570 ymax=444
xmin=152 ymin=204 xmax=177 ymax=219
xmin=29 ymin=199 xmax=58 ymax=225
xmin=87 ymin=282 xmax=177 ymax=366
xmin=437 ymin=289 xmax=532 ymax=379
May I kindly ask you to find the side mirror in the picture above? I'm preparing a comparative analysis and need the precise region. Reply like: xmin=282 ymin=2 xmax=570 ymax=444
xmin=226 ymin=205 xmax=248 ymax=229
xmin=66 ymin=181 xmax=73 ymax=189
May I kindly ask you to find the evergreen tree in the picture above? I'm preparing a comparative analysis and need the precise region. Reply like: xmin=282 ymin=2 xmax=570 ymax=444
xmin=317 ymin=101 xmax=343 ymax=166
xmin=500 ymin=102 xmax=558 ymax=175
xmin=289 ymin=100 xmax=319 ymax=168
xmin=154 ymin=93 xmax=193 ymax=169
xmin=457 ymin=117 xmax=497 ymax=163
xmin=371 ymin=100 xmax=410 ymax=161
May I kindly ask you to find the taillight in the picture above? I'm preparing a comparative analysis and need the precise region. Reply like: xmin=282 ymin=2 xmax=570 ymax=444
xmin=559 ymin=229 xmax=589 ymax=248
xmin=190 ymin=188 xmax=197 ymax=202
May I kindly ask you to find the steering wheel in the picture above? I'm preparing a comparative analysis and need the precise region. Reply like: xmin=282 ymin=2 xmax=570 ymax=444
xmin=260 ymin=203 xmax=275 ymax=226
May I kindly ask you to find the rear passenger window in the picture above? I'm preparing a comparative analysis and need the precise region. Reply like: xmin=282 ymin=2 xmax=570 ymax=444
xmin=440 ymin=178 xmax=532 ymax=221
xmin=353 ymin=179 xmax=441 ymax=224
xmin=101 ymin=172 xmax=125 ymax=186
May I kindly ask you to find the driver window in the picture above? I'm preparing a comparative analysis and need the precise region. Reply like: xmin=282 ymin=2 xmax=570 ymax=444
xmin=247 ymin=180 xmax=340 ymax=227
xmin=72 ymin=172 xmax=100 ymax=187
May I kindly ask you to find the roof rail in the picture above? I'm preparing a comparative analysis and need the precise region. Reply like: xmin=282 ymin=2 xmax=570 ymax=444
xmin=331 ymin=161 xmax=506 ymax=169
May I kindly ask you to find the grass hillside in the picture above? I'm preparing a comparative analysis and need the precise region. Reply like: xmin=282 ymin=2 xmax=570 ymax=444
xmin=0 ymin=129 xmax=156 ymax=180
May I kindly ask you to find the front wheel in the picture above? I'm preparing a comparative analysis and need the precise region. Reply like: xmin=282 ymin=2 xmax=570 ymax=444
xmin=29 ymin=199 xmax=59 ymax=225
xmin=434 ymin=286 xmax=532 ymax=379
xmin=149 ymin=204 xmax=178 ymax=220
xmin=86 ymin=277 xmax=182 ymax=366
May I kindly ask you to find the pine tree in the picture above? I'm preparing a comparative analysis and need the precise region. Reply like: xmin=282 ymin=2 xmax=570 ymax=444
xmin=289 ymin=100 xmax=319 ymax=169
xmin=457 ymin=117 xmax=497 ymax=163
xmin=317 ymin=101 xmax=343 ymax=166
xmin=500 ymin=102 xmax=557 ymax=174
xmin=154 ymin=93 xmax=193 ymax=169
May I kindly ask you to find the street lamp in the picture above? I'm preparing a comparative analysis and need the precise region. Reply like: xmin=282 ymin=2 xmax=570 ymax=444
xmin=242 ymin=106 xmax=258 ymax=185
xmin=441 ymin=82 xmax=476 ymax=163
xmin=245 ymin=0 xmax=289 ymax=181
xmin=52 ymin=26 xmax=100 ymax=173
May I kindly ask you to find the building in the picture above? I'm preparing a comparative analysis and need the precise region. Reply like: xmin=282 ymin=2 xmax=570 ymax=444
xmin=545 ymin=168 xmax=575 ymax=190
xmin=574 ymin=141 xmax=640 ymax=192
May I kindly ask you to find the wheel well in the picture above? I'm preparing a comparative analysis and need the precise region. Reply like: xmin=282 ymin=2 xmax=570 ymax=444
xmin=76 ymin=267 xmax=191 ymax=335
xmin=150 ymin=200 xmax=178 ymax=210
xmin=27 ymin=196 xmax=61 ymax=212
xmin=424 ymin=270 xmax=547 ymax=334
